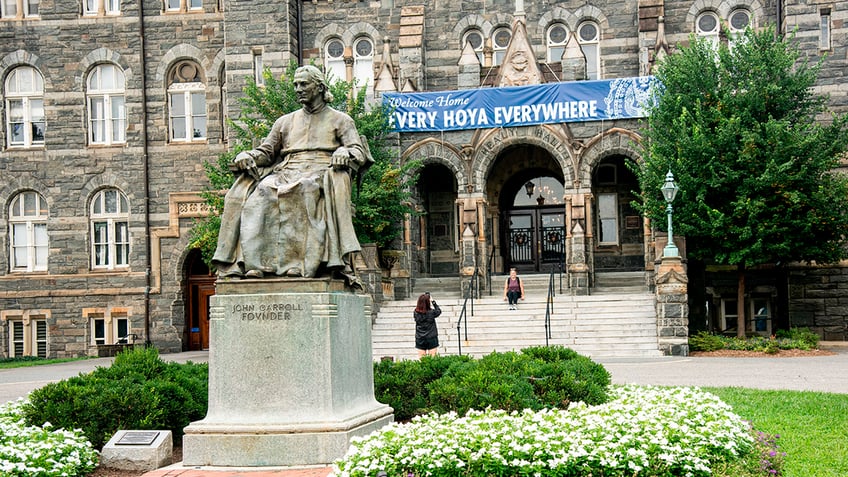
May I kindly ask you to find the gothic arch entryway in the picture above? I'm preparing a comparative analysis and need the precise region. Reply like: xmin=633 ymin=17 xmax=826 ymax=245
xmin=416 ymin=163 xmax=459 ymax=276
xmin=184 ymin=249 xmax=215 ymax=350
xmin=488 ymin=145 xmax=566 ymax=274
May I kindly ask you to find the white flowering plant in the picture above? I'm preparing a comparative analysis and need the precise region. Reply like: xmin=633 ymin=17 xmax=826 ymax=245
xmin=334 ymin=385 xmax=754 ymax=477
xmin=0 ymin=398 xmax=99 ymax=477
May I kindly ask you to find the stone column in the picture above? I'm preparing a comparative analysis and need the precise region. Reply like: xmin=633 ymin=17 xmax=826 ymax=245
xmin=655 ymin=255 xmax=689 ymax=356
xmin=564 ymin=193 xmax=590 ymax=294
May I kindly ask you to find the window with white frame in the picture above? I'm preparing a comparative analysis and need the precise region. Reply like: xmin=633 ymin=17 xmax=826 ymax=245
xmin=5 ymin=66 xmax=45 ymax=148
xmin=165 ymin=0 xmax=201 ymax=12
xmin=87 ymin=64 xmax=126 ymax=145
xmin=820 ymin=9 xmax=831 ymax=50
xmin=168 ymin=60 xmax=207 ymax=142
xmin=5 ymin=315 xmax=47 ymax=358
xmin=87 ymin=310 xmax=129 ymax=345
xmin=252 ymin=50 xmax=264 ymax=86
xmin=352 ymin=37 xmax=374 ymax=93
xmin=492 ymin=27 xmax=511 ymax=66
xmin=720 ymin=299 xmax=738 ymax=333
xmin=546 ymin=23 xmax=569 ymax=63
xmin=696 ymin=11 xmax=720 ymax=49
xmin=728 ymin=9 xmax=751 ymax=50
xmin=1 ymin=0 xmax=39 ymax=18
xmin=462 ymin=29 xmax=484 ymax=65
xmin=90 ymin=188 xmax=130 ymax=269
xmin=324 ymin=38 xmax=346 ymax=84
xmin=83 ymin=0 xmax=120 ymax=16
xmin=598 ymin=193 xmax=618 ymax=245
xmin=751 ymin=298 xmax=771 ymax=335
xmin=578 ymin=21 xmax=600 ymax=79
xmin=9 ymin=190 xmax=48 ymax=272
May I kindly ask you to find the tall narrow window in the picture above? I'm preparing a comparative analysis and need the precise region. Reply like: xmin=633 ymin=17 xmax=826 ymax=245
xmin=168 ymin=60 xmax=207 ymax=142
xmin=90 ymin=314 xmax=106 ymax=345
xmin=9 ymin=320 xmax=24 ymax=357
xmin=5 ymin=66 xmax=45 ymax=148
xmin=696 ymin=12 xmax=720 ymax=49
xmin=33 ymin=319 xmax=47 ymax=357
xmin=492 ymin=27 xmax=511 ymax=66
xmin=462 ymin=29 xmax=484 ymax=65
xmin=9 ymin=191 xmax=48 ymax=272
xmin=87 ymin=64 xmax=126 ymax=145
xmin=820 ymin=9 xmax=831 ymax=50
xmin=598 ymin=193 xmax=618 ymax=245
xmin=546 ymin=23 xmax=568 ymax=63
xmin=353 ymin=37 xmax=374 ymax=93
xmin=90 ymin=188 xmax=130 ymax=269
xmin=324 ymin=39 xmax=346 ymax=84
xmin=578 ymin=21 xmax=600 ymax=79
xmin=252 ymin=50 xmax=265 ymax=86
xmin=728 ymin=9 xmax=751 ymax=50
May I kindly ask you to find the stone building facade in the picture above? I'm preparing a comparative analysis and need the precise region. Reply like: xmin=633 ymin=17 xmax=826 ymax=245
xmin=1 ymin=0 xmax=846 ymax=359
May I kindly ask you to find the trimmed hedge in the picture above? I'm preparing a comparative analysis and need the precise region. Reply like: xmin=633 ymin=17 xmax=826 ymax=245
xmin=22 ymin=346 xmax=207 ymax=449
xmin=374 ymin=346 xmax=610 ymax=421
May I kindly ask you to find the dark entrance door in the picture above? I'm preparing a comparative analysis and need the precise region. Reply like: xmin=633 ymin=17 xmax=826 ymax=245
xmin=505 ymin=207 xmax=565 ymax=273
xmin=187 ymin=277 xmax=215 ymax=350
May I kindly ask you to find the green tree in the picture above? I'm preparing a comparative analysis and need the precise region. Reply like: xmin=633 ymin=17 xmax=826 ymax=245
xmin=188 ymin=62 xmax=417 ymax=267
xmin=637 ymin=26 xmax=848 ymax=337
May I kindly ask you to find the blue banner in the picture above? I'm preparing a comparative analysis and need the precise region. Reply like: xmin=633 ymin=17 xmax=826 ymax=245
xmin=383 ymin=76 xmax=657 ymax=132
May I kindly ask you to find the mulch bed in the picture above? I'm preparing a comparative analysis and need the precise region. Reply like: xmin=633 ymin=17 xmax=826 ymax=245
xmin=689 ymin=348 xmax=836 ymax=358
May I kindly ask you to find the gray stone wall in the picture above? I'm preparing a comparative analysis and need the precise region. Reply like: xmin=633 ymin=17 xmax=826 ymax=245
xmin=789 ymin=265 xmax=848 ymax=341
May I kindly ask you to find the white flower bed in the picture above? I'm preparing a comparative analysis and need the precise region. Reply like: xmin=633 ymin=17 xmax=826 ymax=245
xmin=334 ymin=385 xmax=753 ymax=477
xmin=0 ymin=398 xmax=99 ymax=477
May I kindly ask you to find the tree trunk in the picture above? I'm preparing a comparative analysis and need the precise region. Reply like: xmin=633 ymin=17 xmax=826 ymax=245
xmin=736 ymin=264 xmax=746 ymax=339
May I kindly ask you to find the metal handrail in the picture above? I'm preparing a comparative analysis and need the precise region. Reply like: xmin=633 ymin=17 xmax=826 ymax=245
xmin=544 ymin=267 xmax=555 ymax=346
xmin=486 ymin=246 xmax=496 ymax=296
xmin=456 ymin=265 xmax=480 ymax=356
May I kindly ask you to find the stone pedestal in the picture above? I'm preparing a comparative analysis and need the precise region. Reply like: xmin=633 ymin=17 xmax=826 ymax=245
xmin=183 ymin=278 xmax=394 ymax=467
xmin=655 ymin=256 xmax=689 ymax=356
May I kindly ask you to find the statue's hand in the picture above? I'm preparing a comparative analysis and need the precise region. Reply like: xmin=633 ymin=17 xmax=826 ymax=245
xmin=234 ymin=151 xmax=260 ymax=178
xmin=331 ymin=148 xmax=351 ymax=170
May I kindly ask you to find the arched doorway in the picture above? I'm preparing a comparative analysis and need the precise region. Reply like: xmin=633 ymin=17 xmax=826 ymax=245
xmin=489 ymin=145 xmax=565 ymax=273
xmin=184 ymin=249 xmax=215 ymax=350
xmin=416 ymin=163 xmax=458 ymax=276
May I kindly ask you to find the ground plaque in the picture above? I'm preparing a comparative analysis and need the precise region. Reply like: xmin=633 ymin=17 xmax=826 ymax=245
xmin=182 ymin=278 xmax=394 ymax=467
xmin=116 ymin=431 xmax=160 ymax=446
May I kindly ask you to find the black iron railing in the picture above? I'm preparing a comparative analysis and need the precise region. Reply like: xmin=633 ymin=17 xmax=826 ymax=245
xmin=456 ymin=265 xmax=480 ymax=356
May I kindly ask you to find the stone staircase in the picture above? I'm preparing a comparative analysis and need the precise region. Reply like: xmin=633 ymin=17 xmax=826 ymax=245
xmin=372 ymin=272 xmax=662 ymax=361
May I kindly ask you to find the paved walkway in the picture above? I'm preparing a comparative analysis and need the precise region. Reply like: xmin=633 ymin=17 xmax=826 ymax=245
xmin=2 ymin=345 xmax=846 ymax=477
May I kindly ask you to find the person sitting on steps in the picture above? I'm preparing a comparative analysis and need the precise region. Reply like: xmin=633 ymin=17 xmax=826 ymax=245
xmin=503 ymin=267 xmax=525 ymax=310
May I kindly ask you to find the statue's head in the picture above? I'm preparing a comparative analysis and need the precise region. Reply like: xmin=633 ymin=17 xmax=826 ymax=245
xmin=294 ymin=65 xmax=334 ymax=104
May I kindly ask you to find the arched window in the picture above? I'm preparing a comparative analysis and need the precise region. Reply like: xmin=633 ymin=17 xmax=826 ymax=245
xmin=167 ymin=60 xmax=207 ymax=142
xmin=696 ymin=11 xmax=720 ymax=48
xmin=578 ymin=21 xmax=600 ymax=79
xmin=90 ymin=188 xmax=130 ymax=269
xmin=83 ymin=0 xmax=120 ymax=16
xmin=492 ymin=27 xmax=512 ymax=66
xmin=4 ymin=66 xmax=45 ymax=148
xmin=9 ymin=190 xmax=48 ymax=272
xmin=546 ymin=23 xmax=569 ymax=63
xmin=728 ymin=9 xmax=751 ymax=49
xmin=353 ymin=36 xmax=374 ymax=93
xmin=462 ymin=29 xmax=484 ymax=65
xmin=324 ymin=38 xmax=346 ymax=84
xmin=87 ymin=64 xmax=126 ymax=145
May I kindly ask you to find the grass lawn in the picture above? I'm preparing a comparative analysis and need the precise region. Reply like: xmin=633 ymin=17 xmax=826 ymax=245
xmin=707 ymin=387 xmax=848 ymax=477
xmin=0 ymin=357 xmax=91 ymax=369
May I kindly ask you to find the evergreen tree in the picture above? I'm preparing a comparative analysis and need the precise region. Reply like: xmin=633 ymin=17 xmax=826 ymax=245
xmin=189 ymin=62 xmax=417 ymax=267
xmin=637 ymin=26 xmax=848 ymax=337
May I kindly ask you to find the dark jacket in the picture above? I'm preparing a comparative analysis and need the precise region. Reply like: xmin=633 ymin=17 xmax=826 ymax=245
xmin=414 ymin=303 xmax=442 ymax=340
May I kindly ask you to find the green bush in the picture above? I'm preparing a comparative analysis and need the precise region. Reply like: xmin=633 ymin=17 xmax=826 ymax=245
xmin=775 ymin=327 xmax=820 ymax=350
xmin=376 ymin=346 xmax=610 ymax=420
xmin=689 ymin=331 xmax=726 ymax=351
xmin=22 ymin=346 xmax=208 ymax=449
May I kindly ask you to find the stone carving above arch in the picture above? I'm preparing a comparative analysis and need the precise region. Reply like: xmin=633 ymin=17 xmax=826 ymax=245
xmin=314 ymin=23 xmax=346 ymax=50
xmin=572 ymin=5 xmax=609 ymax=31
xmin=156 ymin=44 xmax=207 ymax=85
xmin=0 ymin=176 xmax=50 ymax=217
xmin=471 ymin=125 xmax=576 ymax=193
xmin=401 ymin=138 xmax=467 ymax=191
xmin=346 ymin=21 xmax=381 ymax=46
xmin=78 ymin=48 xmax=132 ymax=90
xmin=578 ymin=127 xmax=643 ymax=186
xmin=78 ymin=174 xmax=134 ymax=207
xmin=453 ymin=14 xmax=494 ymax=38
xmin=1 ymin=50 xmax=50 ymax=90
